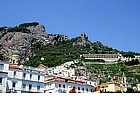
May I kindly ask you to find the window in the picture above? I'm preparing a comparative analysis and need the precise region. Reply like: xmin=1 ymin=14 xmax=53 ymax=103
xmin=78 ymin=87 xmax=80 ymax=90
xmin=30 ymin=74 xmax=32 ymax=80
xmin=23 ymin=84 xmax=26 ymax=90
xmin=12 ymin=82 xmax=16 ymax=88
xmin=91 ymin=89 xmax=93 ymax=92
xmin=0 ymin=78 xmax=2 ymax=85
xmin=65 ymin=79 xmax=68 ymax=82
xmin=12 ymin=60 xmax=15 ymax=64
xmin=38 ymin=75 xmax=40 ymax=81
xmin=0 ymin=64 xmax=4 ymax=71
xmin=82 ymin=88 xmax=84 ymax=92
xmin=63 ymin=85 xmax=65 ymax=88
xmin=59 ymin=84 xmax=61 ymax=88
xmin=37 ymin=86 xmax=40 ymax=91
xmin=13 ymin=71 xmax=16 ymax=77
xmin=86 ymin=88 xmax=88 ymax=92
xmin=55 ymin=83 xmax=58 ymax=88
xmin=29 ymin=84 xmax=32 ymax=91
xmin=23 ymin=73 xmax=26 ymax=79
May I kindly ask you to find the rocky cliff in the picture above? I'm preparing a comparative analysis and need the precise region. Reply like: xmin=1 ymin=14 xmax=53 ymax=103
xmin=0 ymin=22 xmax=69 ymax=64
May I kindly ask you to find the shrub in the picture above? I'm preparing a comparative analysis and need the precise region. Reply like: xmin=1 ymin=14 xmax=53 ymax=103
xmin=126 ymin=87 xmax=135 ymax=93
xmin=18 ymin=22 xmax=39 ymax=28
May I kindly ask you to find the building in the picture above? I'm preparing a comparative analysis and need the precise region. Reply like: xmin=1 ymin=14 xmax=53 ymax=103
xmin=10 ymin=51 xmax=20 ymax=65
xmin=45 ymin=60 xmax=98 ymax=93
xmin=73 ymin=76 xmax=97 ymax=87
xmin=45 ymin=76 xmax=94 ymax=93
xmin=98 ymin=82 xmax=127 ymax=93
xmin=7 ymin=65 xmax=45 ymax=93
xmin=135 ymin=55 xmax=140 ymax=61
xmin=47 ymin=61 xmax=75 ymax=78
xmin=0 ymin=60 xmax=98 ymax=93
xmin=137 ymin=84 xmax=140 ymax=91
xmin=0 ymin=61 xmax=9 ymax=92
xmin=81 ymin=53 xmax=123 ymax=62
xmin=101 ymin=82 xmax=121 ymax=93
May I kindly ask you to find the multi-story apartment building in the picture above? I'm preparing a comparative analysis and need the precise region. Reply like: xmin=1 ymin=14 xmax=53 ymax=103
xmin=7 ymin=65 xmax=45 ymax=93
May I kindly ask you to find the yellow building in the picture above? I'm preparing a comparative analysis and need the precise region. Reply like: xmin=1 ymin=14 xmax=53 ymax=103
xmin=99 ymin=82 xmax=126 ymax=93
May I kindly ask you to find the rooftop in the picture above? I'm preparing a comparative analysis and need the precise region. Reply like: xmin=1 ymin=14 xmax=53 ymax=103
xmin=45 ymin=76 xmax=94 ymax=87
xmin=82 ymin=54 xmax=121 ymax=56
xmin=9 ymin=65 xmax=22 ymax=70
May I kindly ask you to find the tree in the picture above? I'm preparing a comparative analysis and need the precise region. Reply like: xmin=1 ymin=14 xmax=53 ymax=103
xmin=126 ymin=87 xmax=135 ymax=93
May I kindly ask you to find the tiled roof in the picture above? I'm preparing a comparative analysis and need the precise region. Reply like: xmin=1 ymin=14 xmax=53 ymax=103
xmin=100 ymin=83 xmax=108 ymax=88
xmin=45 ymin=76 xmax=93 ymax=87
xmin=9 ymin=65 xmax=22 ymax=70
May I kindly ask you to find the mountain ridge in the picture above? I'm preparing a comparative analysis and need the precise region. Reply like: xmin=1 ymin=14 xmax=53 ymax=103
xmin=0 ymin=22 xmax=139 ymax=66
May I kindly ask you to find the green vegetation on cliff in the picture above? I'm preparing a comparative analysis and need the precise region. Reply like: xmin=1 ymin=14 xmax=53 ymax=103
xmin=24 ymin=40 xmax=91 ymax=67
xmin=24 ymin=39 xmax=139 ymax=68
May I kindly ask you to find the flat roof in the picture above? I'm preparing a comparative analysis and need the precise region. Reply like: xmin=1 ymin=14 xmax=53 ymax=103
xmin=82 ymin=54 xmax=121 ymax=56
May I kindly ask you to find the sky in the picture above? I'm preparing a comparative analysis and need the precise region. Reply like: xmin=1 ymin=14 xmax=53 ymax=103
xmin=0 ymin=0 xmax=140 ymax=52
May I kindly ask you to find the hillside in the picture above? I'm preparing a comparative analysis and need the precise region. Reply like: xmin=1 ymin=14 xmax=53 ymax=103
xmin=0 ymin=22 xmax=139 ymax=65
xmin=0 ymin=22 xmax=68 ymax=63
xmin=23 ymin=37 xmax=140 ymax=68
xmin=0 ymin=22 xmax=140 ymax=86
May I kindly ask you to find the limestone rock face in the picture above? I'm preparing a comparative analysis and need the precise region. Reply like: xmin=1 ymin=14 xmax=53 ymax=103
xmin=0 ymin=23 xmax=69 ymax=64
xmin=0 ymin=32 xmax=35 ymax=63
xmin=27 ymin=24 xmax=46 ymax=34
xmin=72 ymin=32 xmax=91 ymax=47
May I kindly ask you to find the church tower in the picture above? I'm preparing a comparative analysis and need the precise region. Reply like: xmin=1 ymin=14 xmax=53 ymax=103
xmin=10 ymin=51 xmax=20 ymax=65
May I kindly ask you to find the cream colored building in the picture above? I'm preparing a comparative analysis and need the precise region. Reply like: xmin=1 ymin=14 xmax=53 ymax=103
xmin=81 ymin=54 xmax=123 ymax=62
xmin=10 ymin=52 xmax=20 ymax=65
xmin=99 ymin=82 xmax=126 ymax=93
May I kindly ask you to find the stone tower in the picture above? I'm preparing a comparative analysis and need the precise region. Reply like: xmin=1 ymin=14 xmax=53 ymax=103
xmin=122 ymin=72 xmax=127 ymax=87
xmin=80 ymin=32 xmax=86 ymax=38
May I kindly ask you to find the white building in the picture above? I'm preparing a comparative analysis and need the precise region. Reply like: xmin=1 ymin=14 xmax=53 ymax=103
xmin=135 ymin=55 xmax=140 ymax=61
xmin=7 ymin=65 xmax=45 ymax=93
xmin=81 ymin=54 xmax=123 ymax=62
xmin=47 ymin=61 xmax=75 ymax=78
xmin=137 ymin=84 xmax=140 ymax=91
xmin=0 ymin=61 xmax=9 ymax=93
xmin=45 ymin=76 xmax=94 ymax=93
xmin=0 ymin=60 xmax=97 ymax=93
